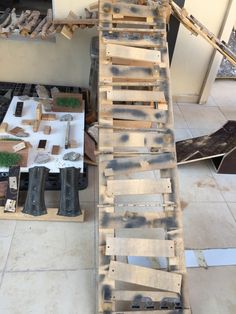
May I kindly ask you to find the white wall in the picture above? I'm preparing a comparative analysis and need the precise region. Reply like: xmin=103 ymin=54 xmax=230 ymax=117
xmin=0 ymin=0 xmax=96 ymax=87
xmin=171 ymin=0 xmax=230 ymax=102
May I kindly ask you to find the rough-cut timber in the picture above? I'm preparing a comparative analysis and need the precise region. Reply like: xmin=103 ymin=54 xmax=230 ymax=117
xmin=97 ymin=1 xmax=191 ymax=313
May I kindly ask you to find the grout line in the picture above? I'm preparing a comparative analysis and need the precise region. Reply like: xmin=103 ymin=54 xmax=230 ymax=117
xmin=225 ymin=202 xmax=236 ymax=224
xmin=0 ymin=221 xmax=17 ymax=289
xmin=4 ymin=267 xmax=95 ymax=274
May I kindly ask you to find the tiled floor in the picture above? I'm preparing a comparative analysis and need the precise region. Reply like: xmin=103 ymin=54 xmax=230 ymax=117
xmin=0 ymin=80 xmax=235 ymax=313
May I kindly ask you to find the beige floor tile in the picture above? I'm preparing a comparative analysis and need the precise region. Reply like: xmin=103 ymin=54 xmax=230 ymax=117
xmin=6 ymin=203 xmax=95 ymax=271
xmin=227 ymin=203 xmax=236 ymax=221
xmin=211 ymin=172 xmax=236 ymax=202
xmin=211 ymin=80 xmax=236 ymax=106
xmin=0 ymin=238 xmax=12 ymax=272
xmin=183 ymin=202 xmax=236 ymax=249
xmin=0 ymin=221 xmax=16 ymax=238
xmin=219 ymin=105 xmax=236 ymax=120
xmin=179 ymin=105 xmax=226 ymax=129
xmin=203 ymin=95 xmax=217 ymax=106
xmin=0 ymin=270 xmax=95 ymax=314
xmin=173 ymin=105 xmax=188 ymax=128
xmin=178 ymin=162 xmax=224 ymax=203
xmin=190 ymin=128 xmax=218 ymax=137
xmin=0 ymin=221 xmax=16 ymax=272
xmin=174 ymin=128 xmax=192 ymax=141
xmin=188 ymin=267 xmax=236 ymax=314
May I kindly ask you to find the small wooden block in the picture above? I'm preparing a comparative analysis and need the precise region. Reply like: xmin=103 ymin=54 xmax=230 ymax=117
xmin=43 ymin=125 xmax=51 ymax=135
xmin=22 ymin=119 xmax=34 ymax=126
xmin=36 ymin=103 xmax=42 ymax=120
xmin=0 ymin=122 xmax=8 ymax=133
xmin=41 ymin=114 xmax=56 ymax=121
xmin=14 ymin=101 xmax=24 ymax=117
xmin=8 ymin=127 xmax=24 ymax=135
xmin=69 ymin=140 xmax=78 ymax=149
xmin=13 ymin=142 xmax=26 ymax=152
xmin=51 ymin=145 xmax=60 ymax=155
xmin=37 ymin=140 xmax=47 ymax=151
xmin=33 ymin=120 xmax=40 ymax=132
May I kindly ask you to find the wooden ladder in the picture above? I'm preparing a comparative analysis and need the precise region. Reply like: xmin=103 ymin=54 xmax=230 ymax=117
xmin=97 ymin=1 xmax=191 ymax=313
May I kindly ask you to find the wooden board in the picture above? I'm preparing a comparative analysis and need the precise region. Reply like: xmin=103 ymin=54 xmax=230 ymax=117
xmin=101 ymin=104 xmax=167 ymax=122
xmin=112 ymin=290 xmax=178 ymax=302
xmin=108 ymin=261 xmax=182 ymax=294
xmin=100 ymin=131 xmax=174 ymax=148
xmin=176 ymin=121 xmax=236 ymax=165
xmin=106 ymin=237 xmax=175 ymax=257
xmin=103 ymin=153 xmax=175 ymax=176
xmin=107 ymin=178 xmax=171 ymax=196
xmin=106 ymin=44 xmax=161 ymax=64
xmin=107 ymin=89 xmax=166 ymax=103
xmin=0 ymin=207 xmax=85 ymax=223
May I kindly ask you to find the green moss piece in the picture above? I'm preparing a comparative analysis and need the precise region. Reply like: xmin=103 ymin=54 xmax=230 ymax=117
xmin=56 ymin=97 xmax=81 ymax=108
xmin=0 ymin=152 xmax=22 ymax=167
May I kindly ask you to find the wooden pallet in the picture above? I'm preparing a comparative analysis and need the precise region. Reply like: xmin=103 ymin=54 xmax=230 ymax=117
xmin=98 ymin=0 xmax=191 ymax=313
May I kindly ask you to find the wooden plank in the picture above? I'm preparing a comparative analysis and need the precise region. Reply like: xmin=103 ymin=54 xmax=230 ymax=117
xmin=0 ymin=207 xmax=85 ymax=222
xmin=102 ymin=64 xmax=157 ymax=81
xmin=103 ymin=32 xmax=165 ymax=47
xmin=107 ymin=104 xmax=167 ymax=122
xmin=106 ymin=44 xmax=161 ymax=64
xmin=103 ymin=153 xmax=175 ymax=176
xmin=106 ymin=237 xmax=175 ymax=257
xmin=108 ymin=261 xmax=182 ymax=293
xmin=106 ymin=178 xmax=171 ymax=196
xmin=100 ymin=131 xmax=174 ymax=148
xmin=112 ymin=311 xmax=191 ymax=314
xmin=107 ymin=89 xmax=166 ymax=103
xmin=99 ymin=211 xmax=177 ymax=229
xmin=113 ymin=120 xmax=152 ymax=129
xmin=102 ymin=2 xmax=164 ymax=18
xmin=112 ymin=290 xmax=178 ymax=302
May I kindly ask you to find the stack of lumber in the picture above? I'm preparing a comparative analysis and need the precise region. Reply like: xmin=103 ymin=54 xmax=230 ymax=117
xmin=97 ymin=0 xmax=191 ymax=313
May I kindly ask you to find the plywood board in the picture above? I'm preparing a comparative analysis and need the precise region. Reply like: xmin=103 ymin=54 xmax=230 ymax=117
xmin=108 ymin=261 xmax=182 ymax=293
xmin=106 ymin=237 xmax=175 ymax=257
xmin=107 ymin=178 xmax=171 ymax=196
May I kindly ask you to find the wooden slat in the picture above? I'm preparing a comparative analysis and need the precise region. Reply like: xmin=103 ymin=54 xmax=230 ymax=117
xmin=106 ymin=44 xmax=161 ymax=63
xmin=99 ymin=210 xmax=177 ymax=229
xmin=112 ymin=104 xmax=167 ymax=121
xmin=107 ymin=89 xmax=165 ymax=102
xmin=108 ymin=261 xmax=182 ymax=293
xmin=100 ymin=131 xmax=174 ymax=148
xmin=106 ymin=237 xmax=175 ymax=257
xmin=103 ymin=32 xmax=166 ymax=47
xmin=102 ymin=64 xmax=157 ymax=80
xmin=102 ymin=2 xmax=163 ymax=18
xmin=112 ymin=290 xmax=178 ymax=302
xmin=106 ymin=178 xmax=171 ymax=196
xmin=103 ymin=153 xmax=175 ymax=176
xmin=112 ymin=311 xmax=191 ymax=314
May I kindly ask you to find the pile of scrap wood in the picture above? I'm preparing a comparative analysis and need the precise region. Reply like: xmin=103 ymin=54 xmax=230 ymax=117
xmin=0 ymin=8 xmax=59 ymax=39
xmin=54 ymin=3 xmax=99 ymax=40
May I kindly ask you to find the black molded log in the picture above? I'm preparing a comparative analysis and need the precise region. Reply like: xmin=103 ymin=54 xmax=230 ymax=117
xmin=22 ymin=167 xmax=49 ymax=216
xmin=58 ymin=167 xmax=82 ymax=217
